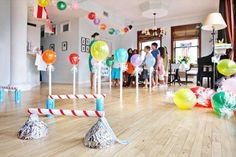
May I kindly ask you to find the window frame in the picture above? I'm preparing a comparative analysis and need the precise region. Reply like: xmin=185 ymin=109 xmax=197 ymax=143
xmin=171 ymin=23 xmax=201 ymax=63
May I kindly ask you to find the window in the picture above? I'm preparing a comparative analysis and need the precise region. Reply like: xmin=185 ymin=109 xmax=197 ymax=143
xmin=171 ymin=23 xmax=201 ymax=64
xmin=137 ymin=29 xmax=162 ymax=53
xmin=174 ymin=39 xmax=199 ymax=64
xmin=140 ymin=40 xmax=160 ymax=60
xmin=60 ymin=22 xmax=70 ymax=33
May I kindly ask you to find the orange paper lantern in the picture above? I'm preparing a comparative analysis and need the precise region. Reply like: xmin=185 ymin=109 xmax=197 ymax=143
xmin=42 ymin=49 xmax=57 ymax=65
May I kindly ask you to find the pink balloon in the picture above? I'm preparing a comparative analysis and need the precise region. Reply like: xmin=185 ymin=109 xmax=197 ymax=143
xmin=131 ymin=54 xmax=142 ymax=67
xmin=222 ymin=78 xmax=236 ymax=94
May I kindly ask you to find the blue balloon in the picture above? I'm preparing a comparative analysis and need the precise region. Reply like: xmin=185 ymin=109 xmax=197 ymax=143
xmin=115 ymin=29 xmax=120 ymax=35
xmin=145 ymin=54 xmax=155 ymax=68
xmin=114 ymin=48 xmax=128 ymax=63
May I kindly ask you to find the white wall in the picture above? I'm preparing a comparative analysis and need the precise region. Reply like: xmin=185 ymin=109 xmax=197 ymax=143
xmin=41 ymin=17 xmax=120 ymax=85
xmin=120 ymin=14 xmax=213 ymax=57
xmin=78 ymin=18 xmax=120 ymax=85
xmin=0 ymin=0 xmax=11 ymax=86
xmin=41 ymin=18 xmax=79 ymax=84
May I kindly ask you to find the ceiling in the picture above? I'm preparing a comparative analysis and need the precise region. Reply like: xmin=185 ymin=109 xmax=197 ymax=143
xmin=28 ymin=0 xmax=219 ymax=26
xmin=92 ymin=0 xmax=219 ymax=24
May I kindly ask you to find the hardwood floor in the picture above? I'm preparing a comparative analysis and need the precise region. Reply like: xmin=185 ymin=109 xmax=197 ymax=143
xmin=0 ymin=84 xmax=235 ymax=157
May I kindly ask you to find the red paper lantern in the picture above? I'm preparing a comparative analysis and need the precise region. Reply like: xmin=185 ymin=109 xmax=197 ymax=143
xmin=69 ymin=53 xmax=80 ymax=65
xmin=88 ymin=12 xmax=96 ymax=20
xmin=124 ymin=27 xmax=129 ymax=33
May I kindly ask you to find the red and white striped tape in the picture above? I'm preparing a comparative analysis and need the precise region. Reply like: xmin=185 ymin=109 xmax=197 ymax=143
xmin=48 ymin=94 xmax=106 ymax=100
xmin=27 ymin=108 xmax=104 ymax=118
xmin=0 ymin=86 xmax=17 ymax=90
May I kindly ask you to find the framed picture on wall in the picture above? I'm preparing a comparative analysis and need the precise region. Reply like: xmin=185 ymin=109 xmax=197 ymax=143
xmin=49 ymin=44 xmax=55 ymax=51
xmin=81 ymin=37 xmax=86 ymax=45
xmin=62 ymin=41 xmax=67 ymax=51
xmin=81 ymin=45 xmax=86 ymax=52
xmin=85 ymin=38 xmax=90 ymax=46
xmin=85 ymin=46 xmax=90 ymax=53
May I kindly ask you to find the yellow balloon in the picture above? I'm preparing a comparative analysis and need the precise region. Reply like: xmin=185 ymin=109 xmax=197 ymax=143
xmin=173 ymin=88 xmax=197 ymax=110
xmin=91 ymin=41 xmax=109 ymax=61
xmin=217 ymin=59 xmax=236 ymax=76
xmin=38 ymin=0 xmax=49 ymax=7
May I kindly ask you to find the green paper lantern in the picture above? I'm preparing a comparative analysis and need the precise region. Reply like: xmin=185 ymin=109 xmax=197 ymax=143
xmin=108 ymin=28 xmax=115 ymax=35
xmin=57 ymin=1 xmax=67 ymax=11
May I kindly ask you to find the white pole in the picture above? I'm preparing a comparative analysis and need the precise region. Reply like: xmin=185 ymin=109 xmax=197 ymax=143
xmin=48 ymin=65 xmax=52 ymax=95
xmin=136 ymin=67 xmax=139 ymax=96
xmin=73 ymin=66 xmax=76 ymax=95
xmin=98 ymin=62 xmax=101 ymax=95
xmin=149 ymin=67 xmax=152 ymax=92
xmin=120 ymin=64 xmax=123 ymax=98
xmin=94 ymin=66 xmax=97 ymax=94
xmin=109 ymin=67 xmax=112 ymax=90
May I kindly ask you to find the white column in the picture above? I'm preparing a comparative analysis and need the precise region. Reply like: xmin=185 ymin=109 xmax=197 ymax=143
xmin=10 ymin=0 xmax=29 ymax=90
xmin=0 ymin=0 xmax=11 ymax=85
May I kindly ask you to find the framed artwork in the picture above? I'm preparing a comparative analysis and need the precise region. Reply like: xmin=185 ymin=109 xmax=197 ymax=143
xmin=85 ymin=46 xmax=90 ymax=53
xmin=81 ymin=37 xmax=86 ymax=45
xmin=81 ymin=45 xmax=86 ymax=52
xmin=49 ymin=44 xmax=55 ymax=51
xmin=81 ymin=37 xmax=90 ymax=53
xmin=86 ymin=38 xmax=90 ymax=46
xmin=62 ymin=41 xmax=67 ymax=51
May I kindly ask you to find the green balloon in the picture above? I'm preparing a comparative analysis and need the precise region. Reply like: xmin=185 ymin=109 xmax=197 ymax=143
xmin=106 ymin=57 xmax=114 ymax=67
xmin=212 ymin=92 xmax=236 ymax=116
xmin=57 ymin=1 xmax=67 ymax=10
xmin=108 ymin=28 xmax=115 ymax=35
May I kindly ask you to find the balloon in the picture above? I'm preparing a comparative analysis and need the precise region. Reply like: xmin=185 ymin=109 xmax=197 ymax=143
xmin=93 ymin=18 xmax=101 ymax=25
xmin=128 ymin=25 xmax=133 ymax=30
xmin=212 ymin=92 xmax=236 ymax=117
xmin=217 ymin=59 xmax=236 ymax=76
xmin=100 ymin=24 xmax=107 ymax=30
xmin=124 ymin=27 xmax=129 ymax=33
xmin=221 ymin=78 xmax=236 ymax=94
xmin=190 ymin=86 xmax=215 ymax=108
xmin=42 ymin=49 xmax=56 ymax=65
xmin=114 ymin=48 xmax=128 ymax=63
xmin=57 ymin=1 xmax=67 ymax=10
xmin=173 ymin=88 xmax=197 ymax=110
xmin=88 ymin=12 xmax=96 ymax=20
xmin=91 ymin=41 xmax=109 ymax=61
xmin=71 ymin=1 xmax=79 ymax=10
xmin=114 ymin=29 xmax=120 ymax=35
xmin=106 ymin=57 xmax=114 ymax=67
xmin=108 ymin=28 xmax=115 ymax=35
xmin=69 ymin=53 xmax=80 ymax=65
xmin=38 ymin=0 xmax=49 ymax=7
xmin=145 ymin=54 xmax=155 ymax=68
xmin=131 ymin=54 xmax=142 ymax=67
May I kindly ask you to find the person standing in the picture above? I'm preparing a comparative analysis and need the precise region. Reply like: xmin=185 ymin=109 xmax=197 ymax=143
xmin=151 ymin=42 xmax=160 ymax=87
xmin=163 ymin=46 xmax=169 ymax=85
xmin=88 ymin=32 xmax=100 ymax=89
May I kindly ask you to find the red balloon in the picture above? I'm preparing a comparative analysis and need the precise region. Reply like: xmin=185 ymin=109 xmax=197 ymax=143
xmin=190 ymin=86 xmax=215 ymax=108
xmin=69 ymin=53 xmax=80 ymax=65
xmin=124 ymin=27 xmax=129 ymax=33
xmin=88 ymin=12 xmax=96 ymax=20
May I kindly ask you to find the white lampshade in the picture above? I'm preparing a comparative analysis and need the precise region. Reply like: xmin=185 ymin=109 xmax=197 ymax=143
xmin=202 ymin=13 xmax=227 ymax=31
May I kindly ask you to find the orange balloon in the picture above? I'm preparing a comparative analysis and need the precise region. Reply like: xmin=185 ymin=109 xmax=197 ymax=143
xmin=100 ymin=23 xmax=107 ymax=30
xmin=42 ymin=49 xmax=57 ymax=65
